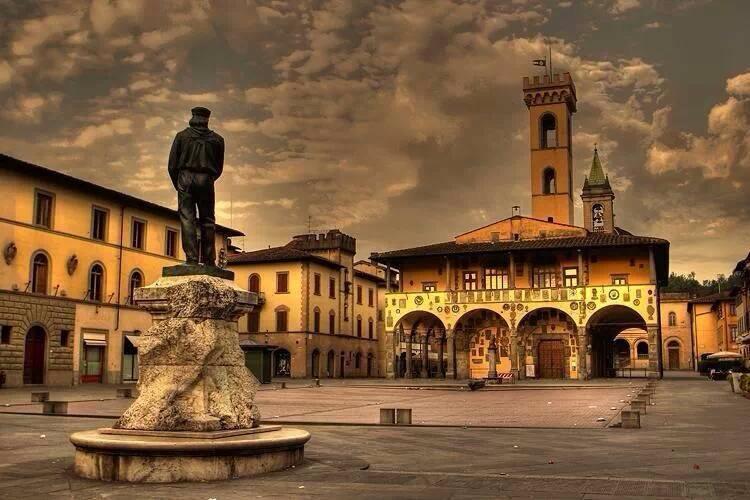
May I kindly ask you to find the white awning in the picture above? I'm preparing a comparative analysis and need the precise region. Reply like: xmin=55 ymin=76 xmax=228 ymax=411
xmin=125 ymin=335 xmax=141 ymax=348
xmin=83 ymin=331 xmax=107 ymax=346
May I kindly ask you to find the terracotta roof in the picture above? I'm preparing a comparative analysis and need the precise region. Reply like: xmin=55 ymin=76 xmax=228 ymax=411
xmin=371 ymin=233 xmax=668 ymax=260
xmin=688 ymin=291 xmax=734 ymax=304
xmin=372 ymin=232 xmax=670 ymax=284
xmin=354 ymin=268 xmax=386 ymax=284
xmin=1 ymin=153 xmax=244 ymax=237
xmin=228 ymin=246 xmax=343 ymax=270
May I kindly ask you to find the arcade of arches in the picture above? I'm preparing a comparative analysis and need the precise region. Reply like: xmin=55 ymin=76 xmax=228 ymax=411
xmin=389 ymin=305 xmax=658 ymax=380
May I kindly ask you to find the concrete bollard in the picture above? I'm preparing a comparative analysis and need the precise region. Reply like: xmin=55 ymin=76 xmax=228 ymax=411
xmin=630 ymin=399 xmax=647 ymax=414
xmin=396 ymin=408 xmax=413 ymax=425
xmin=620 ymin=410 xmax=641 ymax=429
xmin=116 ymin=388 xmax=133 ymax=398
xmin=379 ymin=408 xmax=395 ymax=424
xmin=42 ymin=401 xmax=68 ymax=414
xmin=281 ymin=382 xmax=287 ymax=389
xmin=315 ymin=378 xmax=321 ymax=387
xmin=31 ymin=391 xmax=49 ymax=402
xmin=638 ymin=393 xmax=650 ymax=405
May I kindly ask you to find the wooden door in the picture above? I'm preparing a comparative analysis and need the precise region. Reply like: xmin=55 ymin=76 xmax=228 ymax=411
xmin=668 ymin=348 xmax=680 ymax=370
xmin=23 ymin=327 xmax=46 ymax=384
xmin=538 ymin=340 xmax=564 ymax=379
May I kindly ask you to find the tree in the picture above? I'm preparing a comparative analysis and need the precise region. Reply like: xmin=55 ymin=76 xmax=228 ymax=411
xmin=664 ymin=271 xmax=742 ymax=296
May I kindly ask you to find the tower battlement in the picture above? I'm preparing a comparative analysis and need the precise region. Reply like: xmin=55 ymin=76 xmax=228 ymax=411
xmin=289 ymin=229 xmax=356 ymax=254
xmin=523 ymin=72 xmax=577 ymax=112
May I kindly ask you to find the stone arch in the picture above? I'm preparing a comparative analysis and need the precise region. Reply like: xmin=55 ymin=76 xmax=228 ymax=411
xmin=587 ymin=305 xmax=650 ymax=378
xmin=326 ymin=349 xmax=335 ymax=378
xmin=454 ymin=308 xmax=511 ymax=379
xmin=517 ymin=307 xmax=579 ymax=379
xmin=392 ymin=311 xmax=446 ymax=379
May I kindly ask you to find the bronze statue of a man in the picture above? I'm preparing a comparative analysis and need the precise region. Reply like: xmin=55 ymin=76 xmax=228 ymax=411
xmin=168 ymin=107 xmax=225 ymax=267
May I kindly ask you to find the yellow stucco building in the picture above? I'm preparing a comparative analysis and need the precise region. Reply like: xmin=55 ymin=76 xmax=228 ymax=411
xmin=0 ymin=154 xmax=240 ymax=387
xmin=371 ymin=72 xmax=670 ymax=380
xmin=227 ymin=230 xmax=386 ymax=378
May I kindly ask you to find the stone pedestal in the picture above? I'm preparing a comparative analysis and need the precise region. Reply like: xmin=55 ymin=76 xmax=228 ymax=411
xmin=70 ymin=273 xmax=310 ymax=482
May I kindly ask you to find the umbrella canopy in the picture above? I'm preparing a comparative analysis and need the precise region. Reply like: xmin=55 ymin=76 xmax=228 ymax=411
xmin=706 ymin=351 xmax=743 ymax=359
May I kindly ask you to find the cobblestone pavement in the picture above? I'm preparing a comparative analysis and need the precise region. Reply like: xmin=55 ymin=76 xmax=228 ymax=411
xmin=0 ymin=377 xmax=748 ymax=498
xmin=0 ymin=379 xmax=647 ymax=428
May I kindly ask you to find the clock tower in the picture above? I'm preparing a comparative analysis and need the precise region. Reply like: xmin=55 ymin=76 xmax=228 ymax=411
xmin=522 ymin=72 xmax=577 ymax=225
xmin=581 ymin=146 xmax=615 ymax=233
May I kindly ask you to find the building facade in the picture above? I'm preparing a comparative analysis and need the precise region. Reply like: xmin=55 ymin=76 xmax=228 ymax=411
xmin=733 ymin=253 xmax=750 ymax=358
xmin=0 ymin=154 xmax=240 ymax=387
xmin=228 ymin=230 xmax=383 ymax=378
xmin=688 ymin=291 xmax=739 ymax=366
xmin=371 ymin=72 xmax=670 ymax=380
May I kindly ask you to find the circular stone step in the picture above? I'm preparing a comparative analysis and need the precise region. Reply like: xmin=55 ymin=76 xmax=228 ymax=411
xmin=69 ymin=426 xmax=310 ymax=483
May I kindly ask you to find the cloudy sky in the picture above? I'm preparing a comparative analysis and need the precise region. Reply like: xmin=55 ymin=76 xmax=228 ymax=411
xmin=1 ymin=0 xmax=748 ymax=280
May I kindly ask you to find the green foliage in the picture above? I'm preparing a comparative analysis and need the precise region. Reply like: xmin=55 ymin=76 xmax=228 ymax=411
xmin=664 ymin=271 xmax=742 ymax=296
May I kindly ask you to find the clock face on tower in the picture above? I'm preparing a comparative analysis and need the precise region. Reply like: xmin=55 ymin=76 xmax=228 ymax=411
xmin=592 ymin=204 xmax=605 ymax=232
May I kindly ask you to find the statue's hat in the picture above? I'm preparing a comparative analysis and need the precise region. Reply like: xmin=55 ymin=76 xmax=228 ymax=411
xmin=191 ymin=106 xmax=211 ymax=118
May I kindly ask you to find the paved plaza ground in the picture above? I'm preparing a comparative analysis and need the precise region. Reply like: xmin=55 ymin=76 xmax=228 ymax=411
xmin=0 ymin=378 xmax=649 ymax=428
xmin=0 ymin=376 xmax=748 ymax=498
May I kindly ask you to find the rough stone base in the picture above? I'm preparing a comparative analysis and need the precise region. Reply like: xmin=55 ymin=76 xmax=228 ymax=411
xmin=70 ymin=427 xmax=310 ymax=483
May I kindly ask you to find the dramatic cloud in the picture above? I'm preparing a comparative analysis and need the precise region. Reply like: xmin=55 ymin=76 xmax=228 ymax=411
xmin=0 ymin=0 xmax=747 ymax=279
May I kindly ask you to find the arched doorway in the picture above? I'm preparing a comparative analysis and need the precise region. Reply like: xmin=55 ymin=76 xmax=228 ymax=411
xmin=327 ymin=349 xmax=335 ymax=378
xmin=311 ymin=349 xmax=320 ymax=378
xmin=367 ymin=353 xmax=374 ymax=377
xmin=516 ymin=307 xmax=578 ymax=379
xmin=587 ymin=305 xmax=648 ymax=378
xmin=273 ymin=348 xmax=291 ymax=377
xmin=667 ymin=340 xmax=681 ymax=370
xmin=23 ymin=326 xmax=46 ymax=384
xmin=339 ymin=351 xmax=345 ymax=378
xmin=613 ymin=338 xmax=631 ymax=368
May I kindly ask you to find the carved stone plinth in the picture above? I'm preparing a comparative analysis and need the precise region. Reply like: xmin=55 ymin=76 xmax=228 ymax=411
xmin=114 ymin=275 xmax=260 ymax=432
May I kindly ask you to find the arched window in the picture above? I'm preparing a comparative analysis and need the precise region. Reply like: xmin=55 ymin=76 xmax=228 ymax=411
xmin=248 ymin=274 xmax=260 ymax=293
xmin=668 ymin=311 xmax=677 ymax=327
xmin=89 ymin=263 xmax=104 ymax=302
xmin=540 ymin=113 xmax=557 ymax=148
xmin=128 ymin=270 xmax=143 ymax=305
xmin=329 ymin=310 xmax=336 ymax=334
xmin=636 ymin=340 xmax=649 ymax=359
xmin=31 ymin=252 xmax=49 ymax=294
xmin=543 ymin=167 xmax=556 ymax=194
xmin=313 ymin=307 xmax=321 ymax=333
xmin=592 ymin=203 xmax=605 ymax=232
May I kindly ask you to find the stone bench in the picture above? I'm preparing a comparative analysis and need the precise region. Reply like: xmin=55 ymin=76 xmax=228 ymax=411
xmin=380 ymin=408 xmax=412 ymax=425
xmin=638 ymin=393 xmax=651 ymax=405
xmin=42 ymin=401 xmax=68 ymax=415
xmin=31 ymin=391 xmax=49 ymax=402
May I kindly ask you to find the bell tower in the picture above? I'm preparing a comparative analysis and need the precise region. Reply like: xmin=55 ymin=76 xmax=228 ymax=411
xmin=522 ymin=72 xmax=577 ymax=225
xmin=581 ymin=146 xmax=615 ymax=233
